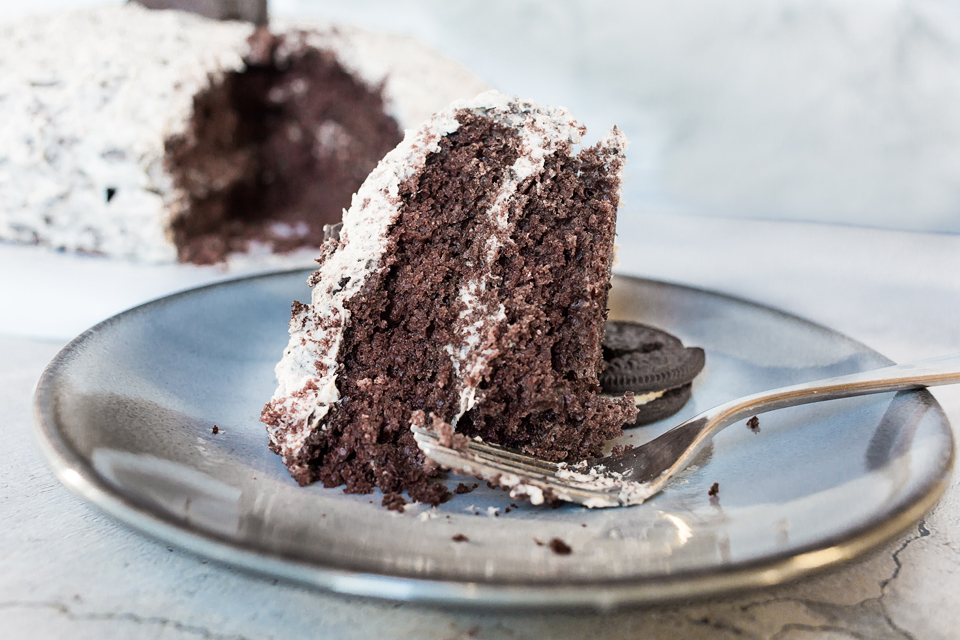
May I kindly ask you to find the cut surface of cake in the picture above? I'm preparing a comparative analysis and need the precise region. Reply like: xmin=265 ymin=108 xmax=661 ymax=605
xmin=0 ymin=5 xmax=486 ymax=264
xmin=261 ymin=91 xmax=636 ymax=508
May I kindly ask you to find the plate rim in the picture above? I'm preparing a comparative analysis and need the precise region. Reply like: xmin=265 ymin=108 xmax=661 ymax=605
xmin=32 ymin=270 xmax=956 ymax=610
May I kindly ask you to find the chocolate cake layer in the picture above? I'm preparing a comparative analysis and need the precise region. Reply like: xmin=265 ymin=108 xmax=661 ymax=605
xmin=454 ymin=140 xmax=631 ymax=459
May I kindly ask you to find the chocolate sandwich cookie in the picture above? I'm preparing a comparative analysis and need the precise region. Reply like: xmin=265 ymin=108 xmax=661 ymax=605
xmin=600 ymin=321 xmax=705 ymax=427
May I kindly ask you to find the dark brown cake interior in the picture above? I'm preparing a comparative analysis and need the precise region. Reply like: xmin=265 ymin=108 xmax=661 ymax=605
xmin=262 ymin=110 xmax=634 ymax=509
xmin=165 ymin=28 xmax=402 ymax=264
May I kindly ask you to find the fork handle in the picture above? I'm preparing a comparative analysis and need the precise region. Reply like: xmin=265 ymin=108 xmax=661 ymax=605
xmin=709 ymin=352 xmax=960 ymax=427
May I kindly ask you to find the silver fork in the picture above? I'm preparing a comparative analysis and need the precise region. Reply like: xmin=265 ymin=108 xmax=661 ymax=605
xmin=412 ymin=354 xmax=960 ymax=508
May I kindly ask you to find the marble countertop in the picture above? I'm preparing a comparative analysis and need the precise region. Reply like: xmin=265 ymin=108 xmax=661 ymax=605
xmin=2 ymin=214 xmax=959 ymax=639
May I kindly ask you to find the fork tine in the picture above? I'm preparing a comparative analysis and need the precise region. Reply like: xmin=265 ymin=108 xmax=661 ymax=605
xmin=411 ymin=427 xmax=554 ymax=478
xmin=464 ymin=445 xmax=561 ymax=478
xmin=464 ymin=440 xmax=560 ymax=472
xmin=412 ymin=428 xmax=617 ymax=491
xmin=416 ymin=436 xmax=624 ymax=507
xmin=411 ymin=426 xmax=630 ymax=507
xmin=414 ymin=435 xmax=547 ymax=481
xmin=410 ymin=426 xmax=560 ymax=475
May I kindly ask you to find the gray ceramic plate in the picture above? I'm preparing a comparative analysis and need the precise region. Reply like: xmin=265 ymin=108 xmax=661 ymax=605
xmin=33 ymin=271 xmax=953 ymax=609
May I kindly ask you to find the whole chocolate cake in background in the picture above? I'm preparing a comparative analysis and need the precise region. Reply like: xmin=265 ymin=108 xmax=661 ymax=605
xmin=0 ymin=4 xmax=487 ymax=264
xmin=262 ymin=91 xmax=637 ymax=509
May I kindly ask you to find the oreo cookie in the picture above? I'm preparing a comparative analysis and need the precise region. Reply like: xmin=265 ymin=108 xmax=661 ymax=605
xmin=632 ymin=384 xmax=693 ymax=425
xmin=600 ymin=321 xmax=705 ymax=427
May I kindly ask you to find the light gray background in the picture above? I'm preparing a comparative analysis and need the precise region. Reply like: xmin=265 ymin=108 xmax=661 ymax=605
xmin=7 ymin=0 xmax=960 ymax=232
xmin=268 ymin=0 xmax=960 ymax=235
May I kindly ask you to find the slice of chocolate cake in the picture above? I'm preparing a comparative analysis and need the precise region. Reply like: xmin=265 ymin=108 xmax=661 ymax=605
xmin=261 ymin=91 xmax=636 ymax=508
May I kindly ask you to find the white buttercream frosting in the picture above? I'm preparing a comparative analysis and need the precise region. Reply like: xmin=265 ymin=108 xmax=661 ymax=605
xmin=602 ymin=389 xmax=666 ymax=407
xmin=0 ymin=5 xmax=487 ymax=263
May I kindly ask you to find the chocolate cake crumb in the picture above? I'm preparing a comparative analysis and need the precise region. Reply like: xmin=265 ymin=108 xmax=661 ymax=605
xmin=454 ymin=483 xmax=475 ymax=495
xmin=382 ymin=492 xmax=407 ymax=512
xmin=548 ymin=538 xmax=573 ymax=555
xmin=421 ymin=412 xmax=468 ymax=451
xmin=211 ymin=425 xmax=219 ymax=434
xmin=451 ymin=533 xmax=469 ymax=543
xmin=611 ymin=444 xmax=625 ymax=456
xmin=708 ymin=482 xmax=720 ymax=497
xmin=747 ymin=415 xmax=760 ymax=432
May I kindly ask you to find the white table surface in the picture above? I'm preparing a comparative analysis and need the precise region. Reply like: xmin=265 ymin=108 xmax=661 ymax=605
xmin=3 ymin=213 xmax=960 ymax=639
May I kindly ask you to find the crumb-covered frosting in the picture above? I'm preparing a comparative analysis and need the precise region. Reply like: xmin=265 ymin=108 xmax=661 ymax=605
xmin=0 ymin=5 xmax=252 ymax=262
xmin=0 ymin=5 xmax=487 ymax=263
